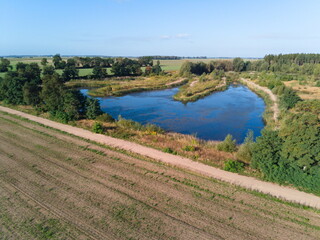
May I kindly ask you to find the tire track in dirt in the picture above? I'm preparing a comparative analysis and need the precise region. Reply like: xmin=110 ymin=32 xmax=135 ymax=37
xmin=0 ymin=127 xmax=222 ymax=240
xmin=0 ymin=180 xmax=115 ymax=240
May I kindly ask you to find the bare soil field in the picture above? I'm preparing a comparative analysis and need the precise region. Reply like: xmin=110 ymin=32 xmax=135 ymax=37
xmin=0 ymin=111 xmax=320 ymax=240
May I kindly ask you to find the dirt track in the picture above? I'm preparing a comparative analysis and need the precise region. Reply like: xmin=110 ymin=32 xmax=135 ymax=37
xmin=0 ymin=106 xmax=319 ymax=210
xmin=0 ymin=110 xmax=320 ymax=239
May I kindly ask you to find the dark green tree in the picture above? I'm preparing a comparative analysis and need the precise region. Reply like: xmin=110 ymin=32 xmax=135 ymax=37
xmin=41 ymin=73 xmax=65 ymax=113
xmin=41 ymin=58 xmax=48 ymax=66
xmin=0 ymin=58 xmax=10 ymax=72
xmin=23 ymin=81 xmax=41 ymax=106
xmin=63 ymin=90 xmax=86 ymax=121
xmin=85 ymin=98 xmax=103 ymax=119
xmin=92 ymin=66 xmax=107 ymax=79
xmin=233 ymin=57 xmax=245 ymax=72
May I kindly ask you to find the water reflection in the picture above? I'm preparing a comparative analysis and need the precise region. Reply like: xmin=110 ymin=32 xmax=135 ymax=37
xmin=81 ymin=85 xmax=265 ymax=143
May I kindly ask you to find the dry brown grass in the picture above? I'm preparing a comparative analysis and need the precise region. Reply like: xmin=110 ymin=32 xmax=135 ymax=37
xmin=284 ymin=80 xmax=320 ymax=100
xmin=76 ymin=119 xmax=235 ymax=168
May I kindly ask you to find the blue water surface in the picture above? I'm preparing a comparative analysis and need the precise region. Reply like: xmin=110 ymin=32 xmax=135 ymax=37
xmin=81 ymin=84 xmax=265 ymax=143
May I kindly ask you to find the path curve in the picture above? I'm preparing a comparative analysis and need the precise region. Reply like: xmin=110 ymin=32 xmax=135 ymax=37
xmin=1 ymin=106 xmax=319 ymax=210
xmin=241 ymin=78 xmax=279 ymax=122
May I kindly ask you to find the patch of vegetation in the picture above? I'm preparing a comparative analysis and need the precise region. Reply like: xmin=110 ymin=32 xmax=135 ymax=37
xmin=224 ymin=159 xmax=244 ymax=173
xmin=92 ymin=122 xmax=104 ymax=134
xmin=163 ymin=147 xmax=177 ymax=155
xmin=217 ymin=134 xmax=237 ymax=153
xmin=182 ymin=145 xmax=196 ymax=152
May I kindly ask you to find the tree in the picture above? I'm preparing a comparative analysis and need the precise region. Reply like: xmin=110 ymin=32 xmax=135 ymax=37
xmin=41 ymin=73 xmax=65 ymax=113
xmin=236 ymin=130 xmax=255 ymax=163
xmin=63 ymin=90 xmax=86 ymax=121
xmin=41 ymin=58 xmax=48 ymax=66
xmin=43 ymin=65 xmax=56 ymax=76
xmin=152 ymin=60 xmax=162 ymax=75
xmin=279 ymin=113 xmax=320 ymax=171
xmin=23 ymin=81 xmax=41 ymax=106
xmin=138 ymin=56 xmax=153 ymax=66
xmin=179 ymin=61 xmax=192 ymax=77
xmin=0 ymin=73 xmax=25 ymax=104
xmin=62 ymin=65 xmax=79 ymax=82
xmin=217 ymin=134 xmax=237 ymax=152
xmin=233 ymin=57 xmax=245 ymax=72
xmin=92 ymin=66 xmax=107 ymax=79
xmin=0 ymin=58 xmax=10 ymax=72
xmin=85 ymin=98 xmax=103 ymax=119
xmin=52 ymin=54 xmax=66 ymax=69
xmin=111 ymin=58 xmax=142 ymax=76
xmin=251 ymin=130 xmax=283 ymax=176
xmin=280 ymin=88 xmax=301 ymax=109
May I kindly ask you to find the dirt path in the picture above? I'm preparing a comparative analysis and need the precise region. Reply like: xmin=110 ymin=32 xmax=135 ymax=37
xmin=165 ymin=77 xmax=186 ymax=86
xmin=1 ymin=106 xmax=319 ymax=210
xmin=241 ymin=78 xmax=279 ymax=122
xmin=190 ymin=80 xmax=198 ymax=87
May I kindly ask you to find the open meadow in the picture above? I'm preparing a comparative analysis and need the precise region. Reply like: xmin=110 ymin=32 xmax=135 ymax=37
xmin=0 ymin=111 xmax=320 ymax=240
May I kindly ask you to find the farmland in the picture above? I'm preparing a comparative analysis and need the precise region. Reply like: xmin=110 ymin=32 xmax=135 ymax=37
xmin=0 ymin=111 xmax=320 ymax=240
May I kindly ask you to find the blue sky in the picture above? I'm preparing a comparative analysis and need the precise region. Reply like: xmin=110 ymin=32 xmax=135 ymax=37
xmin=1 ymin=0 xmax=320 ymax=57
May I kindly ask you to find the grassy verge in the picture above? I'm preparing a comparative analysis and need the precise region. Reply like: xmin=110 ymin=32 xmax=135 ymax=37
xmin=239 ymin=75 xmax=277 ymax=129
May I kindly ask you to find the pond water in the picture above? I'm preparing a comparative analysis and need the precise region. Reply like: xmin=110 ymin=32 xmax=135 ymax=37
xmin=80 ymin=84 xmax=265 ymax=143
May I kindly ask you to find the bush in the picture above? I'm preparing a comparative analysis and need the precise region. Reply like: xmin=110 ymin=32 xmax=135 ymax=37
xmin=96 ymin=113 xmax=115 ymax=122
xmin=280 ymin=88 xmax=302 ymax=109
xmin=163 ymin=147 xmax=177 ymax=155
xmin=217 ymin=134 xmax=237 ymax=152
xmin=92 ymin=122 xmax=104 ymax=134
xmin=182 ymin=145 xmax=196 ymax=152
xmin=224 ymin=159 xmax=244 ymax=173
xmin=117 ymin=116 xmax=143 ymax=131
xmin=144 ymin=123 xmax=164 ymax=134
xmin=236 ymin=130 xmax=254 ymax=163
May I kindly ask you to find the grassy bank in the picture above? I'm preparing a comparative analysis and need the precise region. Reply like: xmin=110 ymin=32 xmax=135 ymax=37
xmin=239 ymin=75 xmax=278 ymax=129
xmin=67 ymin=75 xmax=188 ymax=97
xmin=174 ymin=77 xmax=227 ymax=102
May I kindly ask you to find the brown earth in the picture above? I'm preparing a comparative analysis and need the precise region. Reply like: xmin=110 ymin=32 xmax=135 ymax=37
xmin=1 ymin=106 xmax=320 ymax=210
xmin=0 ymin=111 xmax=319 ymax=239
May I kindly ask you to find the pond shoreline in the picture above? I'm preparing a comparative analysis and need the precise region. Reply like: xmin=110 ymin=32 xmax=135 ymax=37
xmin=81 ymin=84 xmax=265 ymax=143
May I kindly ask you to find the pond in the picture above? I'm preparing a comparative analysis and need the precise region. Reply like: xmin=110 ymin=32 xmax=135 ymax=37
xmin=80 ymin=84 xmax=265 ymax=143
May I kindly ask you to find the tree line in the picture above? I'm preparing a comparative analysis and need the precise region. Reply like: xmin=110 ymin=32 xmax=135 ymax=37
xmin=0 ymin=62 xmax=103 ymax=122
xmin=0 ymin=55 xmax=164 ymax=81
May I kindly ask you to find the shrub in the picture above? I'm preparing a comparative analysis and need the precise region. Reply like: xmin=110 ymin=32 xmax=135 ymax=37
xmin=144 ymin=123 xmax=164 ymax=134
xmin=96 ymin=113 xmax=115 ymax=122
xmin=117 ymin=116 xmax=143 ymax=131
xmin=182 ymin=145 xmax=196 ymax=152
xmin=92 ymin=122 xmax=104 ymax=134
xmin=163 ymin=147 xmax=177 ymax=155
xmin=280 ymin=88 xmax=302 ymax=109
xmin=217 ymin=134 xmax=237 ymax=152
xmin=236 ymin=130 xmax=254 ymax=163
xmin=224 ymin=159 xmax=244 ymax=173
